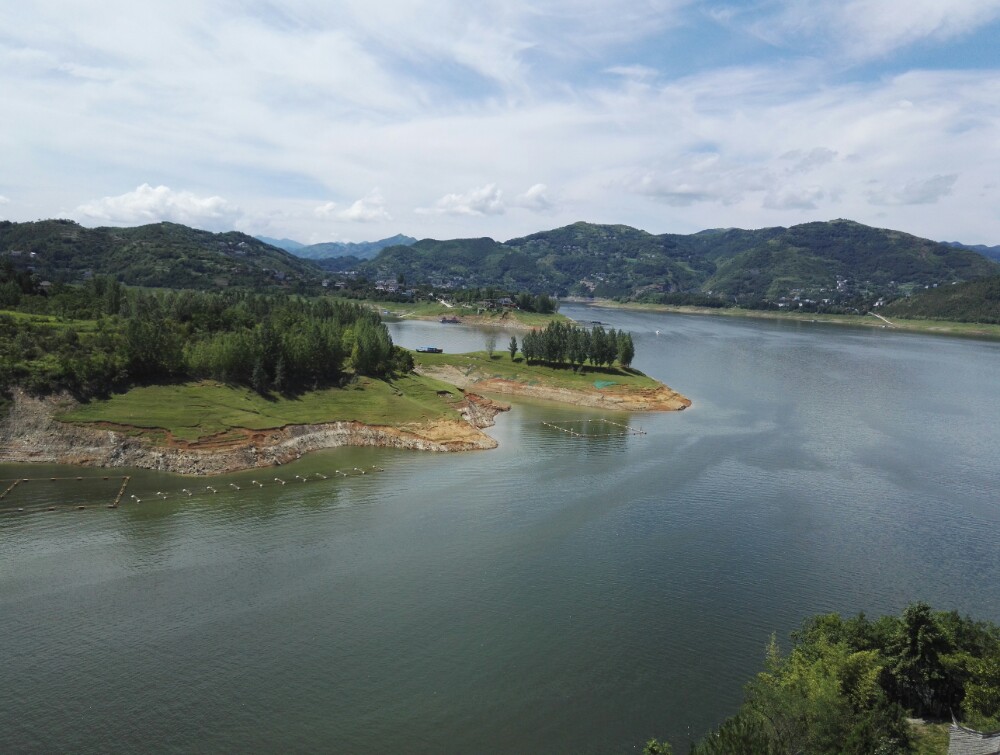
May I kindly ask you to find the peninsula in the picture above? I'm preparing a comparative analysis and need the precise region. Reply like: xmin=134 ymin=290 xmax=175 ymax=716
xmin=0 ymin=353 xmax=688 ymax=475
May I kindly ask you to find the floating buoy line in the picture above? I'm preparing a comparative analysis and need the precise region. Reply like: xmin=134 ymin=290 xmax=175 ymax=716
xmin=541 ymin=418 xmax=647 ymax=439
xmin=0 ymin=466 xmax=385 ymax=516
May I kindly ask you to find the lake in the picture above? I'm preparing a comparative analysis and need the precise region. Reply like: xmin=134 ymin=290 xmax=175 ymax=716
xmin=2 ymin=303 xmax=999 ymax=753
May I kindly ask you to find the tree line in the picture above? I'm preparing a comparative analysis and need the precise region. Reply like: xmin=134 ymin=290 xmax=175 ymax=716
xmin=645 ymin=602 xmax=1000 ymax=755
xmin=0 ymin=276 xmax=410 ymax=401
xmin=516 ymin=320 xmax=635 ymax=368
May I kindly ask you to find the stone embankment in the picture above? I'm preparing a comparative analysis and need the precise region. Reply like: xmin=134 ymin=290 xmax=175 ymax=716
xmin=0 ymin=390 xmax=509 ymax=476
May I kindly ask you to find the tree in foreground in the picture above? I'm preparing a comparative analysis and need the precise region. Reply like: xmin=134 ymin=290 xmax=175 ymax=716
xmin=484 ymin=331 xmax=498 ymax=358
xmin=508 ymin=336 xmax=518 ymax=360
xmin=651 ymin=603 xmax=1000 ymax=755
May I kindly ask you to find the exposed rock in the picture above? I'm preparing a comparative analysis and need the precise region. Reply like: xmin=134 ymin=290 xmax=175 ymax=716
xmin=415 ymin=365 xmax=691 ymax=411
xmin=0 ymin=389 xmax=509 ymax=476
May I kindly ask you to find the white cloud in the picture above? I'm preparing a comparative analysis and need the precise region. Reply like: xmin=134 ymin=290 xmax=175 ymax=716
xmin=314 ymin=201 xmax=338 ymax=218
xmin=514 ymin=184 xmax=555 ymax=212
xmin=605 ymin=65 xmax=659 ymax=80
xmin=868 ymin=174 xmax=958 ymax=206
xmin=74 ymin=184 xmax=242 ymax=231
xmin=781 ymin=148 xmax=838 ymax=174
xmin=753 ymin=0 xmax=1000 ymax=61
xmin=420 ymin=184 xmax=505 ymax=216
xmin=630 ymin=154 xmax=774 ymax=208
xmin=0 ymin=195 xmax=9 ymax=205
xmin=3 ymin=2 xmax=1000 ymax=243
xmin=337 ymin=189 xmax=391 ymax=222
xmin=764 ymin=186 xmax=826 ymax=211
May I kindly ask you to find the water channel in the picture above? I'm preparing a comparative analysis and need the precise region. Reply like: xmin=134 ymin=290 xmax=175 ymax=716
xmin=2 ymin=303 xmax=999 ymax=752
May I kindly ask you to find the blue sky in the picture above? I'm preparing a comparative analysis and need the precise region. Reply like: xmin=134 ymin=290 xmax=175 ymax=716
xmin=2 ymin=1 xmax=1000 ymax=244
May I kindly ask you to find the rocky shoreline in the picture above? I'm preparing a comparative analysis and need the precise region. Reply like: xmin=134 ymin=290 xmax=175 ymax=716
xmin=415 ymin=365 xmax=692 ymax=412
xmin=0 ymin=365 xmax=688 ymax=476
xmin=0 ymin=390 xmax=510 ymax=476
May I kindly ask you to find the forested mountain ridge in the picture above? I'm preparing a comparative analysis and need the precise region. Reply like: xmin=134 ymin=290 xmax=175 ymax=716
xmin=0 ymin=219 xmax=321 ymax=289
xmin=4 ymin=218 xmax=996 ymax=308
xmin=287 ymin=234 xmax=417 ymax=260
xmin=360 ymin=219 xmax=998 ymax=302
xmin=882 ymin=275 xmax=1000 ymax=323
xmin=944 ymin=240 xmax=1000 ymax=263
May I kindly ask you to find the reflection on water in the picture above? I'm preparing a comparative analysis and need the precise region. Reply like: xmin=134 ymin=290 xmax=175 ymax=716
xmin=2 ymin=305 xmax=999 ymax=753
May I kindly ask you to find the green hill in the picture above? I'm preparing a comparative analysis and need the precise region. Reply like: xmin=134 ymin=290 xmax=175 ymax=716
xmin=291 ymin=234 xmax=416 ymax=260
xmin=944 ymin=240 xmax=1000 ymax=263
xmin=4 ymin=218 xmax=995 ymax=307
xmin=0 ymin=219 xmax=321 ymax=289
xmin=358 ymin=219 xmax=997 ymax=304
xmin=882 ymin=275 xmax=1000 ymax=323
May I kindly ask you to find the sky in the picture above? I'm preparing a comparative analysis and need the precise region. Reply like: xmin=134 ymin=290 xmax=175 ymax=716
xmin=2 ymin=1 xmax=1000 ymax=245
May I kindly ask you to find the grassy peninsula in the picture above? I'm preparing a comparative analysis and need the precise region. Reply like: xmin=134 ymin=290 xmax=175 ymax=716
xmin=414 ymin=351 xmax=690 ymax=412
xmin=1 ymin=265 xmax=688 ymax=472
xmin=57 ymin=374 xmax=468 ymax=443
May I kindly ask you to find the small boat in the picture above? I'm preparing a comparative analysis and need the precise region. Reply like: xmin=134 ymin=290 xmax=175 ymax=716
xmin=416 ymin=346 xmax=444 ymax=353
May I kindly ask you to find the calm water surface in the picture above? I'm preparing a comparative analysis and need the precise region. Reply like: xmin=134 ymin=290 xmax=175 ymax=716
xmin=2 ymin=304 xmax=999 ymax=753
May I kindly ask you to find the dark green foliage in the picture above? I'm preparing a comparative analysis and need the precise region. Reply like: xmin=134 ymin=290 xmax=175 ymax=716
xmin=671 ymin=604 xmax=1000 ymax=754
xmin=0 ymin=219 xmax=321 ymax=290
xmin=1 ymin=287 xmax=404 ymax=400
xmin=882 ymin=275 xmax=1000 ymax=323
xmin=508 ymin=336 xmax=518 ymax=360
xmin=642 ymin=738 xmax=673 ymax=754
xmin=943 ymin=241 xmax=1000 ymax=263
xmin=355 ymin=220 xmax=997 ymax=305
xmin=520 ymin=321 xmax=635 ymax=369
xmin=617 ymin=331 xmax=635 ymax=368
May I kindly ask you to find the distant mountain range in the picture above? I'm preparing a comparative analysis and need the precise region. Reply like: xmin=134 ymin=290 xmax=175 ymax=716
xmin=257 ymin=234 xmax=416 ymax=260
xmin=943 ymin=241 xmax=1000 ymax=263
xmin=1 ymin=219 xmax=319 ymax=289
xmin=359 ymin=219 xmax=999 ymax=301
xmin=4 ymin=219 xmax=998 ymax=315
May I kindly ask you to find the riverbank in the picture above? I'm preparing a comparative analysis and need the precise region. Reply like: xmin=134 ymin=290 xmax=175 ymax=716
xmin=569 ymin=298 xmax=1000 ymax=339
xmin=0 ymin=388 xmax=509 ymax=475
xmin=1 ymin=348 xmax=689 ymax=475
xmin=414 ymin=352 xmax=691 ymax=412
xmin=372 ymin=299 xmax=565 ymax=330
xmin=0 ymin=363 xmax=687 ymax=475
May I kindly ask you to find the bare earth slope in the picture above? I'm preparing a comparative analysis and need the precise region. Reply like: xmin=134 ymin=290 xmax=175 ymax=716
xmin=415 ymin=363 xmax=691 ymax=411
xmin=0 ymin=390 xmax=508 ymax=475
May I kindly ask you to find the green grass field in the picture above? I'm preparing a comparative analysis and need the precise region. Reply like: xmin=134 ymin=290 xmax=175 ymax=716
xmin=0 ymin=309 xmax=101 ymax=331
xmin=414 ymin=350 xmax=663 ymax=391
xmin=59 ymin=375 xmax=466 ymax=442
xmin=910 ymin=721 xmax=949 ymax=755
